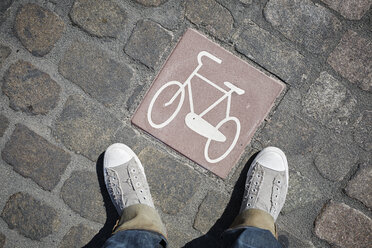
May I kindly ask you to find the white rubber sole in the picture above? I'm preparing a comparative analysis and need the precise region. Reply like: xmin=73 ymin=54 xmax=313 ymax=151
xmin=248 ymin=146 xmax=289 ymax=185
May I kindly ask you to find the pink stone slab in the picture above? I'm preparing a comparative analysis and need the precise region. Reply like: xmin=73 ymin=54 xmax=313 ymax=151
xmin=132 ymin=29 xmax=285 ymax=179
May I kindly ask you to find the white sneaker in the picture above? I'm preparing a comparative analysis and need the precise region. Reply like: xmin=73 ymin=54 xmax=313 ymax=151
xmin=103 ymin=143 xmax=154 ymax=216
xmin=240 ymin=147 xmax=289 ymax=221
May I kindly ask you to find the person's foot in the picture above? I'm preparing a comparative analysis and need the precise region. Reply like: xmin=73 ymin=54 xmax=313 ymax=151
xmin=240 ymin=147 xmax=288 ymax=221
xmin=103 ymin=143 xmax=154 ymax=216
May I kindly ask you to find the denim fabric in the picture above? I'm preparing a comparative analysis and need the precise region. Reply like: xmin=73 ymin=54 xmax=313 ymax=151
xmin=103 ymin=227 xmax=281 ymax=248
xmin=222 ymin=226 xmax=282 ymax=248
xmin=102 ymin=230 xmax=167 ymax=248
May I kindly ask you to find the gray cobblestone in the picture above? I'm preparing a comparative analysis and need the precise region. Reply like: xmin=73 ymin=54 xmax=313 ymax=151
xmin=302 ymin=72 xmax=357 ymax=132
xmin=233 ymin=22 xmax=309 ymax=86
xmin=239 ymin=0 xmax=252 ymax=5
xmin=314 ymin=201 xmax=372 ymax=248
xmin=0 ymin=45 xmax=10 ymax=68
xmin=320 ymin=0 xmax=372 ymax=20
xmin=264 ymin=0 xmax=342 ymax=54
xmin=2 ymin=60 xmax=61 ymax=115
xmin=282 ymin=171 xmax=322 ymax=213
xmin=15 ymin=4 xmax=65 ymax=56
xmin=0 ymin=233 xmax=5 ymax=248
xmin=70 ymin=0 xmax=126 ymax=38
xmin=353 ymin=111 xmax=371 ymax=151
xmin=185 ymin=0 xmax=234 ymax=41
xmin=53 ymin=95 xmax=121 ymax=161
xmin=125 ymin=19 xmax=172 ymax=69
xmin=1 ymin=192 xmax=60 ymax=240
xmin=138 ymin=146 xmax=202 ymax=214
xmin=0 ymin=114 xmax=9 ymax=137
xmin=2 ymin=124 xmax=71 ymax=191
xmin=327 ymin=30 xmax=372 ymax=92
xmin=257 ymin=111 xmax=316 ymax=155
xmin=345 ymin=165 xmax=372 ymax=209
xmin=61 ymin=171 xmax=106 ymax=224
xmin=278 ymin=230 xmax=315 ymax=248
xmin=134 ymin=0 xmax=168 ymax=7
xmin=0 ymin=0 xmax=13 ymax=26
xmin=59 ymin=224 xmax=97 ymax=248
xmin=59 ymin=42 xmax=133 ymax=107
xmin=166 ymin=222 xmax=196 ymax=248
xmin=314 ymin=139 xmax=358 ymax=182
xmin=112 ymin=125 xmax=144 ymax=154
xmin=193 ymin=191 xmax=229 ymax=234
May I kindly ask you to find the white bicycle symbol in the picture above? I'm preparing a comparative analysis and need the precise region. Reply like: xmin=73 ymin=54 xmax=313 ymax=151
xmin=147 ymin=51 xmax=245 ymax=163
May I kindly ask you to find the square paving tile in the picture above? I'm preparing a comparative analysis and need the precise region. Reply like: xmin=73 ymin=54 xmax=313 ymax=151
xmin=132 ymin=29 xmax=285 ymax=178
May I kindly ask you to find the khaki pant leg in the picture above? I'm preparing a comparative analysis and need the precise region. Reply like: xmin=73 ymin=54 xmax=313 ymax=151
xmin=113 ymin=204 xmax=167 ymax=239
xmin=229 ymin=208 xmax=277 ymax=238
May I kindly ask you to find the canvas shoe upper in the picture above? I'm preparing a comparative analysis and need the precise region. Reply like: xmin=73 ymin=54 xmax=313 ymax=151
xmin=240 ymin=147 xmax=289 ymax=221
xmin=104 ymin=143 xmax=154 ymax=216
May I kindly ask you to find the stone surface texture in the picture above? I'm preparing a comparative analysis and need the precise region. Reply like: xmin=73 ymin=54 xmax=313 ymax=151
xmin=61 ymin=171 xmax=106 ymax=223
xmin=345 ymin=166 xmax=372 ymax=209
xmin=0 ymin=45 xmax=11 ymax=68
xmin=353 ymin=111 xmax=371 ymax=151
xmin=314 ymin=201 xmax=372 ymax=248
xmin=0 ymin=0 xmax=13 ymax=25
xmin=282 ymin=171 xmax=322 ymax=213
xmin=0 ymin=114 xmax=9 ymax=137
xmin=134 ymin=0 xmax=168 ymax=7
xmin=1 ymin=192 xmax=60 ymax=240
xmin=193 ymin=191 xmax=229 ymax=233
xmin=125 ymin=20 xmax=172 ymax=69
xmin=70 ymin=0 xmax=126 ymax=38
xmin=185 ymin=0 xmax=234 ymax=40
xmin=320 ymin=0 xmax=372 ymax=20
xmin=327 ymin=30 xmax=372 ymax=92
xmin=59 ymin=224 xmax=97 ymax=248
xmin=15 ymin=4 xmax=65 ymax=56
xmin=53 ymin=95 xmax=121 ymax=161
xmin=2 ymin=124 xmax=70 ymax=191
xmin=302 ymin=72 xmax=357 ymax=132
xmin=0 ymin=233 xmax=5 ymax=248
xmin=138 ymin=146 xmax=201 ymax=214
xmin=239 ymin=0 xmax=253 ymax=4
xmin=59 ymin=42 xmax=133 ymax=107
xmin=264 ymin=0 xmax=342 ymax=54
xmin=258 ymin=112 xmax=316 ymax=155
xmin=314 ymin=139 xmax=358 ymax=181
xmin=2 ymin=60 xmax=61 ymax=114
xmin=234 ymin=22 xmax=308 ymax=86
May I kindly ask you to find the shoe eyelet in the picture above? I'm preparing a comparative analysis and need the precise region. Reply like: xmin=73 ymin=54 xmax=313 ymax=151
xmin=277 ymin=180 xmax=281 ymax=184
xmin=257 ymin=175 xmax=260 ymax=178
xmin=132 ymin=169 xmax=136 ymax=173
xmin=136 ymin=182 xmax=141 ymax=187
xmin=134 ymin=176 xmax=138 ymax=179
xmin=254 ymin=182 xmax=258 ymax=185
xmin=275 ymin=195 xmax=278 ymax=198
xmin=274 ymin=203 xmax=278 ymax=206
xmin=143 ymin=197 xmax=146 ymax=200
xmin=252 ymin=189 xmax=256 ymax=192
xmin=247 ymin=203 xmax=251 ymax=207
xmin=140 ymin=190 xmax=143 ymax=193
xmin=250 ymin=196 xmax=253 ymax=199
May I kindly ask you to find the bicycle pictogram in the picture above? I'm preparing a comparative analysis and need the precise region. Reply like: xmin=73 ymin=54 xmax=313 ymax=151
xmin=147 ymin=51 xmax=245 ymax=163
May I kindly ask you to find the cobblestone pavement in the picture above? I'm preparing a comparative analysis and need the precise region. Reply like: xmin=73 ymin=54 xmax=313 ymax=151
xmin=0 ymin=0 xmax=371 ymax=247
